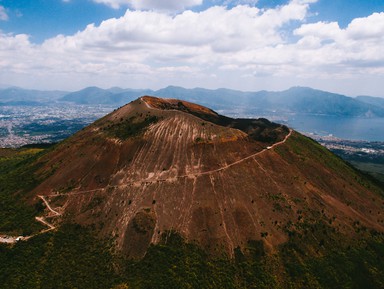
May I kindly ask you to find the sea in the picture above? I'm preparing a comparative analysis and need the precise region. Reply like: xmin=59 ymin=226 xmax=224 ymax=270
xmin=222 ymin=109 xmax=384 ymax=142
xmin=286 ymin=114 xmax=384 ymax=142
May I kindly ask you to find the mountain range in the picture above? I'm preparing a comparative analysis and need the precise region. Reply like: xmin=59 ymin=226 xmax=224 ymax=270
xmin=1 ymin=86 xmax=384 ymax=118
xmin=0 ymin=87 xmax=67 ymax=103
xmin=356 ymin=95 xmax=384 ymax=109
xmin=1 ymin=96 xmax=383 ymax=288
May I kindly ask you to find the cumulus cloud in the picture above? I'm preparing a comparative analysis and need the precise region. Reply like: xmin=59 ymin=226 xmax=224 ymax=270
xmin=347 ymin=12 xmax=384 ymax=40
xmin=50 ymin=4 xmax=308 ymax=54
xmin=293 ymin=12 xmax=384 ymax=70
xmin=1 ymin=2 xmax=384 ymax=95
xmin=0 ymin=5 xmax=9 ymax=21
xmin=92 ymin=0 xmax=203 ymax=10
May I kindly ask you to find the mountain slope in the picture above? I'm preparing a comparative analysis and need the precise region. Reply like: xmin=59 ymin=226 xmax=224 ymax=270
xmin=356 ymin=95 xmax=384 ymax=109
xmin=60 ymin=87 xmax=115 ymax=104
xmin=21 ymin=96 xmax=383 ymax=259
xmin=158 ymin=86 xmax=384 ymax=117
xmin=60 ymin=87 xmax=153 ymax=105
xmin=262 ymin=87 xmax=384 ymax=116
xmin=1 ymin=96 xmax=384 ymax=288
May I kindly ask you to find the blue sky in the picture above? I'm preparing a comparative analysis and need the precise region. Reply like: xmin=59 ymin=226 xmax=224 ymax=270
xmin=2 ymin=0 xmax=383 ymax=43
xmin=0 ymin=0 xmax=384 ymax=96
xmin=0 ymin=0 xmax=123 ymax=43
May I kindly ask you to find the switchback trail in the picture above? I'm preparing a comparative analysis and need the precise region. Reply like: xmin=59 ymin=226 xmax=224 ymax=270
xmin=0 ymin=196 xmax=62 ymax=244
xmin=38 ymin=195 xmax=61 ymax=216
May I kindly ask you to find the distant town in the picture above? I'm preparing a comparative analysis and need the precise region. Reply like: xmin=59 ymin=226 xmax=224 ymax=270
xmin=0 ymin=104 xmax=113 ymax=147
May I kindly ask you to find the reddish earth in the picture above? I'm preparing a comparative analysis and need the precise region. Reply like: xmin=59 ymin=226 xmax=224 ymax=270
xmin=29 ymin=96 xmax=384 ymax=257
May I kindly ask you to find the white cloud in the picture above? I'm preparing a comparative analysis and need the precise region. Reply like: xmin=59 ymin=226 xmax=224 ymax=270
xmin=92 ymin=0 xmax=203 ymax=10
xmin=293 ymin=12 xmax=384 ymax=70
xmin=347 ymin=12 xmax=384 ymax=40
xmin=0 ymin=5 xmax=9 ymax=21
xmin=1 ymin=2 xmax=384 ymax=96
xmin=58 ymin=4 xmax=307 ymax=53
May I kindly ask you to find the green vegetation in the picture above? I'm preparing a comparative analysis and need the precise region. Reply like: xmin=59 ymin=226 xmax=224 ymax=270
xmin=276 ymin=132 xmax=383 ymax=194
xmin=0 ymin=229 xmax=278 ymax=289
xmin=0 ymin=224 xmax=117 ymax=289
xmin=0 ymin=148 xmax=47 ymax=235
xmin=122 ymin=232 xmax=277 ymax=289
xmin=281 ymin=236 xmax=384 ymax=289
xmin=2 ymin=226 xmax=384 ymax=289
xmin=349 ymin=161 xmax=384 ymax=185
xmin=104 ymin=115 xmax=159 ymax=140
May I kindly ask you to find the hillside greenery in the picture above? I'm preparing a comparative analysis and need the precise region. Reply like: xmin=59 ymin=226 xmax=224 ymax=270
xmin=1 ymin=225 xmax=384 ymax=289
xmin=0 ymin=224 xmax=117 ymax=289
xmin=0 ymin=148 xmax=48 ymax=235
xmin=276 ymin=132 xmax=384 ymax=193
xmin=103 ymin=115 xmax=159 ymax=140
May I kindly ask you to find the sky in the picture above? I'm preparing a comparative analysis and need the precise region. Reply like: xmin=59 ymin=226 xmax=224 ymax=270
xmin=0 ymin=0 xmax=384 ymax=96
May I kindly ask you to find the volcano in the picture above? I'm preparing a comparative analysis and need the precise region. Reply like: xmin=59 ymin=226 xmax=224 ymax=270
xmin=27 ymin=96 xmax=384 ymax=259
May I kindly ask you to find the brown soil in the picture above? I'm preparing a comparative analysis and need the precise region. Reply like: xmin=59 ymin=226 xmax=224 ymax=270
xmin=27 ymin=96 xmax=384 ymax=257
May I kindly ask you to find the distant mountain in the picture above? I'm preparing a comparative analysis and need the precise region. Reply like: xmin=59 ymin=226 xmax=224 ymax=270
xmin=154 ymin=86 xmax=254 ymax=109
xmin=260 ymin=87 xmax=384 ymax=117
xmin=5 ymin=85 xmax=384 ymax=117
xmin=156 ymin=86 xmax=384 ymax=117
xmin=60 ymin=87 xmax=115 ymax=104
xmin=0 ymin=87 xmax=68 ymax=103
xmin=60 ymin=87 xmax=154 ymax=105
xmin=356 ymin=95 xmax=384 ymax=109
xmin=111 ymin=89 xmax=154 ymax=105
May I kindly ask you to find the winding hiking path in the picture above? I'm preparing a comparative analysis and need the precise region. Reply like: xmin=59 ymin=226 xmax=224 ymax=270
xmin=35 ymin=217 xmax=55 ymax=230
xmin=0 ymin=196 xmax=62 ymax=244
xmin=38 ymin=195 xmax=61 ymax=216
xmin=43 ymin=127 xmax=292 ymax=198
xmin=178 ymin=128 xmax=292 ymax=178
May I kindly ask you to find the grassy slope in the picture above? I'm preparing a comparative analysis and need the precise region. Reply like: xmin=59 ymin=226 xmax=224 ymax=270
xmin=349 ymin=161 xmax=384 ymax=185
xmin=0 ymin=224 xmax=116 ymax=289
xmin=276 ymin=132 xmax=383 ymax=194
xmin=1 ymin=226 xmax=384 ymax=289
xmin=0 ymin=148 xmax=48 ymax=235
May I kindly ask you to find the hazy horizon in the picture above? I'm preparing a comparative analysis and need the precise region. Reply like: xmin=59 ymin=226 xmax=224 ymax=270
xmin=1 ymin=84 xmax=384 ymax=99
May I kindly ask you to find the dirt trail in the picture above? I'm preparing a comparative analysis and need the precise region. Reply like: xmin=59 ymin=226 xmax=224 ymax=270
xmin=181 ymin=129 xmax=292 ymax=178
xmin=0 ymin=236 xmax=19 ymax=244
xmin=35 ymin=216 xmax=55 ymax=230
xmin=43 ymin=128 xmax=292 ymax=199
xmin=0 ymin=196 xmax=62 ymax=244
xmin=38 ymin=195 xmax=61 ymax=216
